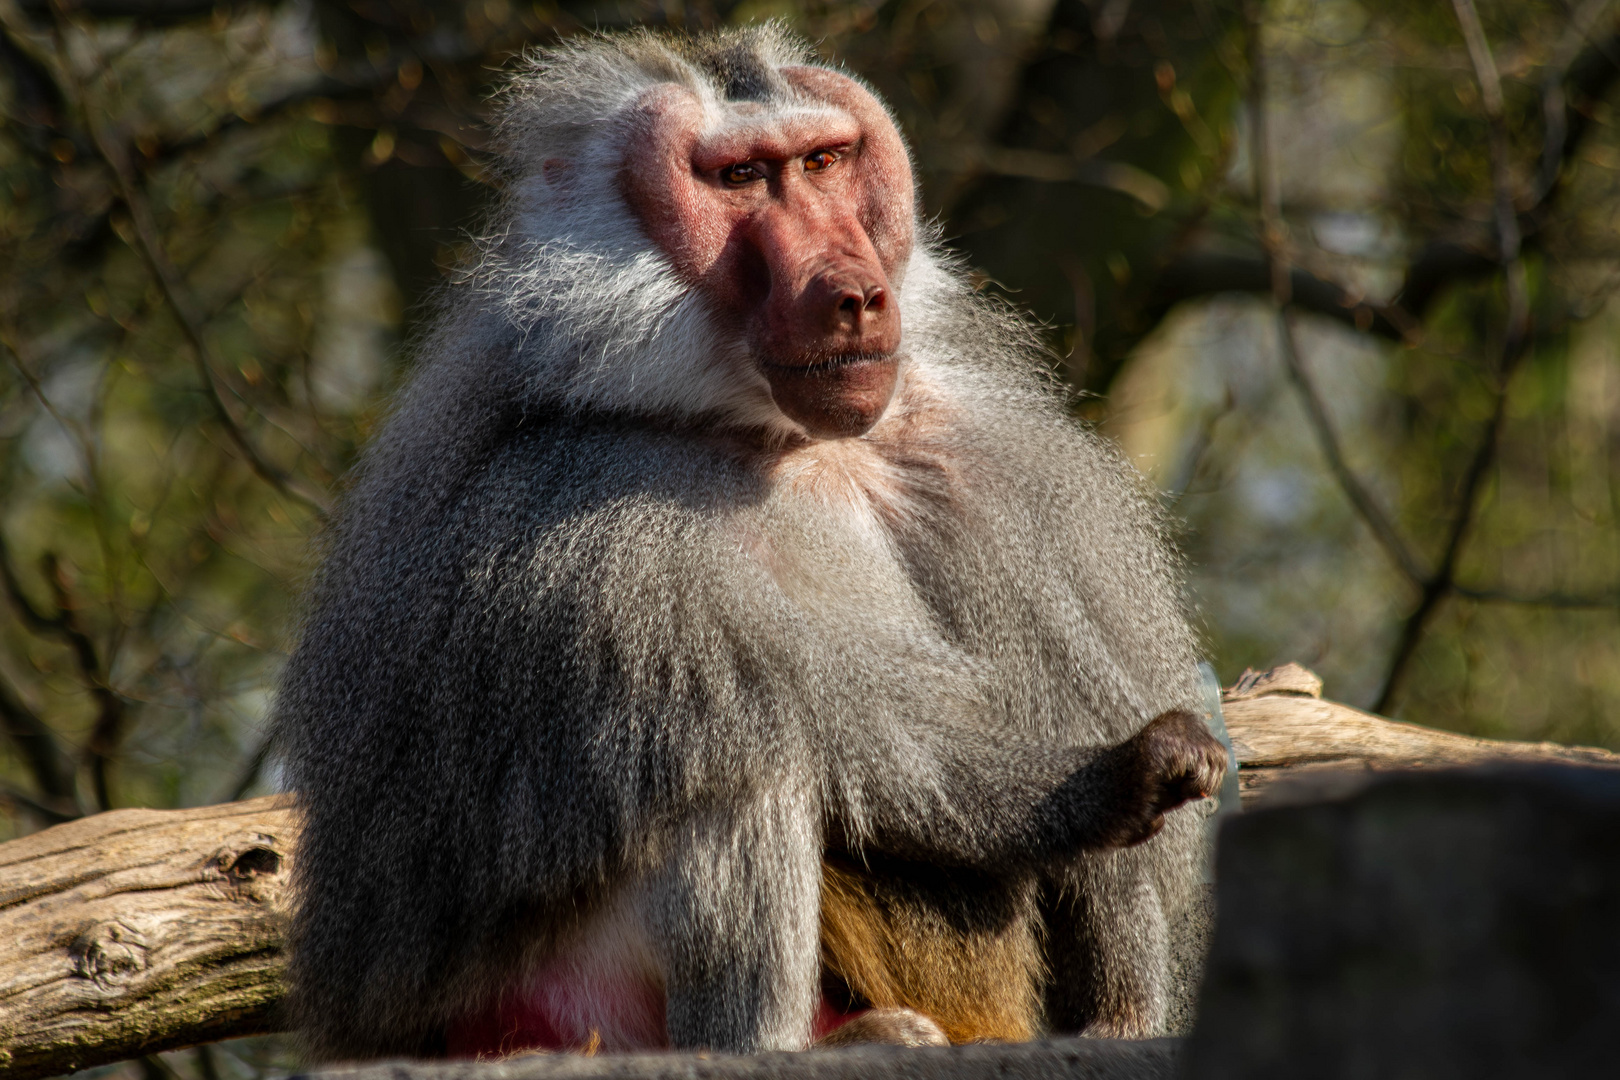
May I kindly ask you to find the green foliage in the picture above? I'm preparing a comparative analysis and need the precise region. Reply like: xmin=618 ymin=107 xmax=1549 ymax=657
xmin=1117 ymin=0 xmax=1620 ymax=743
xmin=0 ymin=6 xmax=419 ymax=831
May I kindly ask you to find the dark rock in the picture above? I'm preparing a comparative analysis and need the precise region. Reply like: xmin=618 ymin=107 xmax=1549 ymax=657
xmin=1183 ymin=765 xmax=1620 ymax=1079
xmin=301 ymin=1037 xmax=1180 ymax=1080
xmin=1164 ymin=885 xmax=1217 ymax=1035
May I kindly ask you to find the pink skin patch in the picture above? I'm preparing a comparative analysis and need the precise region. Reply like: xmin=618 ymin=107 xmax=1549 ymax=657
xmin=813 ymin=997 xmax=871 ymax=1042
xmin=442 ymin=894 xmax=869 ymax=1057
xmin=617 ymin=69 xmax=916 ymax=439
xmin=617 ymin=73 xmax=914 ymax=322
xmin=445 ymin=976 xmax=867 ymax=1057
xmin=445 ymin=969 xmax=667 ymax=1058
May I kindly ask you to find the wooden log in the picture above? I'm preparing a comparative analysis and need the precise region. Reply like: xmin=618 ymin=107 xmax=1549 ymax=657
xmin=0 ymin=796 xmax=295 ymax=1078
xmin=1219 ymin=663 xmax=1620 ymax=804
xmin=1 ymin=665 xmax=1616 ymax=1079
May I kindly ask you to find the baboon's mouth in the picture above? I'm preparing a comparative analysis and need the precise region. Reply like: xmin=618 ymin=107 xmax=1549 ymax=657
xmin=761 ymin=352 xmax=896 ymax=375
xmin=760 ymin=352 xmax=900 ymax=439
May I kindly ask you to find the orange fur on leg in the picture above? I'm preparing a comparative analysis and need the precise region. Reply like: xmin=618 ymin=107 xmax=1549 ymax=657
xmin=818 ymin=857 xmax=1043 ymax=1044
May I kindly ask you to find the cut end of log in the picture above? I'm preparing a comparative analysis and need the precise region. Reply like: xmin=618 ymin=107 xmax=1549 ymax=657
xmin=1218 ymin=665 xmax=1620 ymax=807
xmin=1222 ymin=663 xmax=1324 ymax=703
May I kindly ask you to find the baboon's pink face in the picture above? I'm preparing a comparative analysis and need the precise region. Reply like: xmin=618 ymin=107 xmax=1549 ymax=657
xmin=620 ymin=68 xmax=915 ymax=439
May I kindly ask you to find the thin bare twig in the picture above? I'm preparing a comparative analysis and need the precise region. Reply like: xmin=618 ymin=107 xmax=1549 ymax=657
xmin=1244 ymin=5 xmax=1427 ymax=586
xmin=1273 ymin=316 xmax=1428 ymax=584
xmin=1372 ymin=0 xmax=1534 ymax=714
xmin=1166 ymin=389 xmax=1236 ymax=505
xmin=0 ymin=669 xmax=76 ymax=806
xmin=222 ymin=733 xmax=272 ymax=803
xmin=0 ymin=531 xmax=105 ymax=809
xmin=0 ymin=331 xmax=97 ymax=489
xmin=40 ymin=553 xmax=126 ymax=812
xmin=1454 ymin=585 xmax=1620 ymax=609
xmin=0 ymin=778 xmax=76 ymax=823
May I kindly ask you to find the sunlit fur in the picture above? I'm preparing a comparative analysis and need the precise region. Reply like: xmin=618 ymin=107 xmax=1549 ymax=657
xmin=471 ymin=24 xmax=815 ymax=435
xmin=273 ymin=25 xmax=1210 ymax=1062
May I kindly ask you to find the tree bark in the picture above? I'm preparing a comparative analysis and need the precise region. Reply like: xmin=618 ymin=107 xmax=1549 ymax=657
xmin=1219 ymin=663 xmax=1620 ymax=804
xmin=0 ymin=797 xmax=294 ymax=1078
xmin=1 ymin=667 xmax=1615 ymax=1079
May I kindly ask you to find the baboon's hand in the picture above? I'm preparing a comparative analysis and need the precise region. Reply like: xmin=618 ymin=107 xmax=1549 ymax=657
xmin=1096 ymin=709 xmax=1228 ymax=848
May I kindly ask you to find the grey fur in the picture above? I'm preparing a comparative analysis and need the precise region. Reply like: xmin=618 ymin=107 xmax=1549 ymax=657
xmin=272 ymin=26 xmax=1208 ymax=1061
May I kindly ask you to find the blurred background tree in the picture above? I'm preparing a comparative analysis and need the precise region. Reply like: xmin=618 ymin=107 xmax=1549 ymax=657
xmin=2 ymin=0 xmax=1619 ymax=1070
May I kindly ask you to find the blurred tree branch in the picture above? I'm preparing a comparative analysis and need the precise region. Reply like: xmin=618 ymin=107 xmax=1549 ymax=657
xmin=0 ymin=674 xmax=76 ymax=814
xmin=0 ymin=778 xmax=77 ymax=822
xmin=0 ymin=536 xmax=79 ymax=814
xmin=0 ymin=519 xmax=126 ymax=813
xmin=40 ymin=552 xmax=128 ymax=811
xmin=934 ymin=144 xmax=1172 ymax=212
xmin=1245 ymin=3 xmax=1422 ymax=586
xmin=1371 ymin=0 xmax=1536 ymax=716
xmin=1144 ymin=19 xmax=1620 ymax=358
xmin=1144 ymin=254 xmax=1412 ymax=342
xmin=1454 ymin=585 xmax=1620 ymax=609
xmin=1241 ymin=0 xmax=1618 ymax=717
xmin=19 ymin=0 xmax=250 ymax=21
xmin=1278 ymin=320 xmax=1426 ymax=576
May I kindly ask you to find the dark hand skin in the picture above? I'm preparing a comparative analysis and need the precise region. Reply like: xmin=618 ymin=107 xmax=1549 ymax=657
xmin=1095 ymin=710 xmax=1230 ymax=848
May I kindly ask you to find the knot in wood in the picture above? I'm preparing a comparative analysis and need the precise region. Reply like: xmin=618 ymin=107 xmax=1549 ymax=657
xmin=70 ymin=920 xmax=150 ymax=989
xmin=216 ymin=844 xmax=281 ymax=882
xmin=210 ymin=834 xmax=287 ymax=905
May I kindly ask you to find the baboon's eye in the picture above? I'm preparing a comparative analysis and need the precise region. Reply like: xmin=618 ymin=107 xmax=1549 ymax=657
xmin=723 ymin=162 xmax=765 ymax=186
xmin=804 ymin=150 xmax=839 ymax=172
